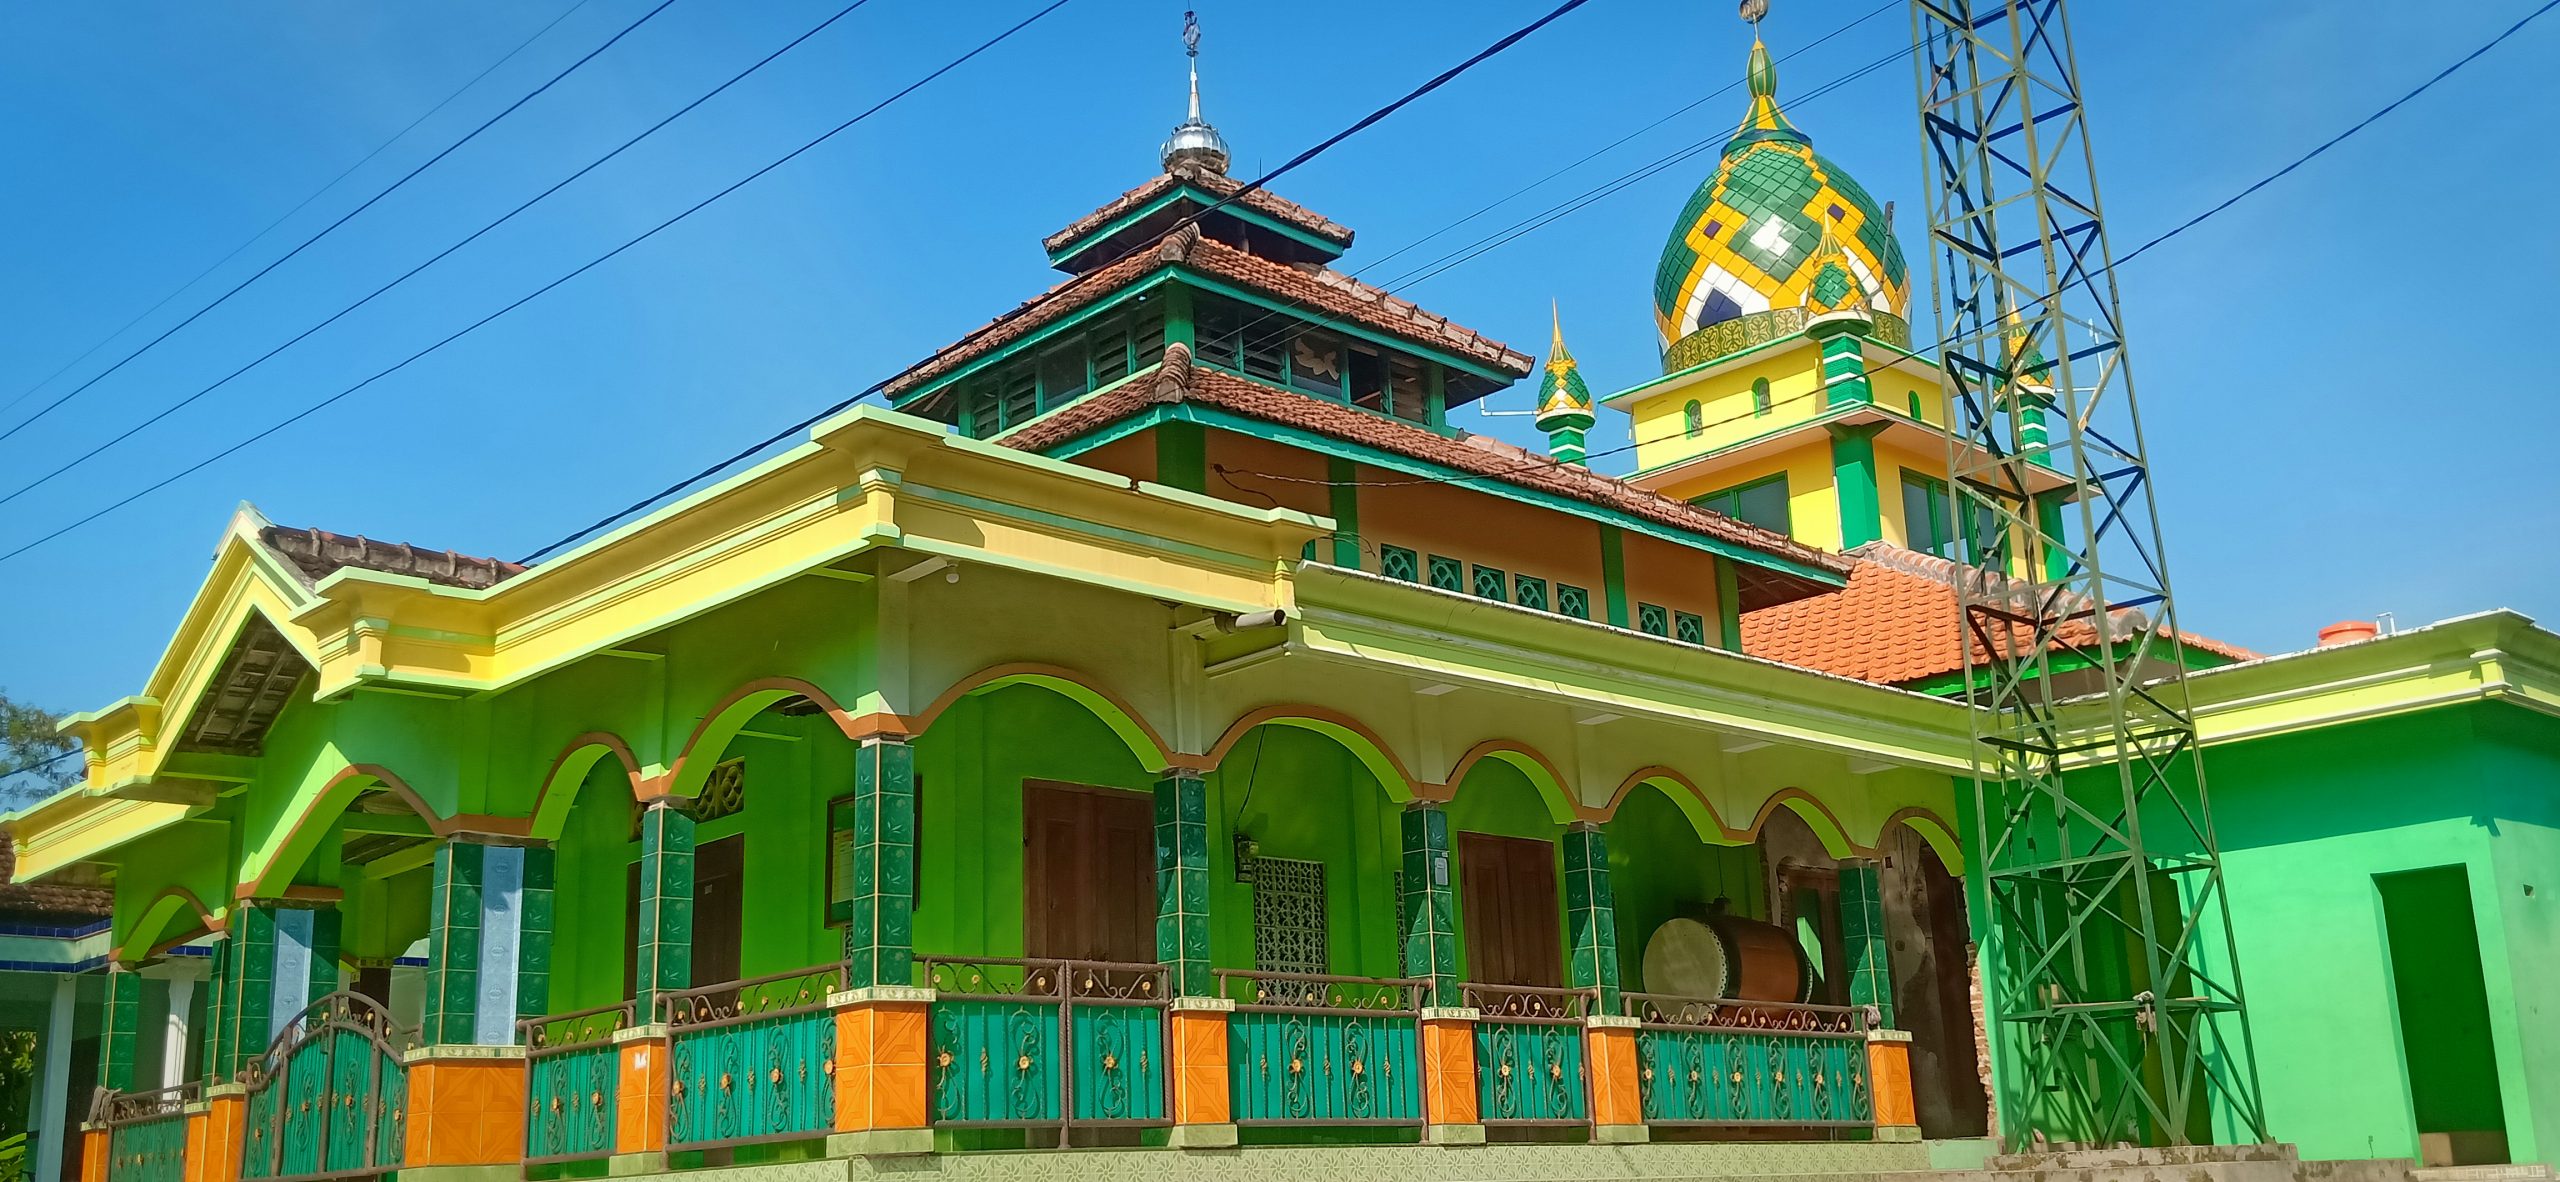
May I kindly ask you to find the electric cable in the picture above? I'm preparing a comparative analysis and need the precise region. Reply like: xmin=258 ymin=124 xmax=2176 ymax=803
xmin=0 ymin=0 xmax=598 ymax=426
xmin=0 ymin=0 xmax=1078 ymax=568
xmin=0 ymin=0 xmax=682 ymax=445
xmin=0 ymin=0 xmax=884 ymax=509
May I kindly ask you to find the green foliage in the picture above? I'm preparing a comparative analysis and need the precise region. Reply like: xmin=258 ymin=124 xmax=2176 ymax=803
xmin=0 ymin=687 xmax=79 ymax=809
xmin=0 ymin=1029 xmax=37 ymax=1136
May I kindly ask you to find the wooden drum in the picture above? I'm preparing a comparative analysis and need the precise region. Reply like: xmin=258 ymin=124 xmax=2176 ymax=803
xmin=1641 ymin=914 xmax=1811 ymax=1003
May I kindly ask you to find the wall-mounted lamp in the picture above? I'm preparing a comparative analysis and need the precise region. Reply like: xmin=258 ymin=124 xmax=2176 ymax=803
xmin=1233 ymin=832 xmax=1260 ymax=883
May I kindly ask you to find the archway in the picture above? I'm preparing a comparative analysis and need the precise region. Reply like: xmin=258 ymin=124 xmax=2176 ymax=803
xmin=1209 ymin=718 xmax=1414 ymax=981
xmin=1879 ymin=815 xmax=1989 ymax=1138
xmin=1602 ymin=778 xmax=1768 ymax=998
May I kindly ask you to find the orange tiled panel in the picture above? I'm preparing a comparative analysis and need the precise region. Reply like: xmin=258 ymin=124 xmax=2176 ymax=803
xmin=1585 ymin=1025 xmax=1644 ymax=1126
xmin=1868 ymin=1038 xmax=1917 ymax=1128
xmin=614 ymin=1036 xmax=669 ymax=1154
xmin=1168 ymin=1010 xmax=1231 ymax=1125
xmin=833 ymin=1000 xmax=930 ymax=1132
xmin=1418 ymin=1017 xmax=1478 ymax=1126
xmin=194 ymin=1095 xmax=243 ymax=1182
xmin=834 ymin=1006 xmax=873 ymax=1132
xmin=179 ymin=1110 xmax=210 ymax=1182
xmin=404 ymin=1057 xmax=528 ymax=1167
xmin=1741 ymin=544 xmax=2257 ymax=687
xmin=82 ymin=1128 xmax=107 ymax=1182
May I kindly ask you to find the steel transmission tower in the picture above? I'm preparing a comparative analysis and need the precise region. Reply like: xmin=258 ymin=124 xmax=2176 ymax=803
xmin=1908 ymin=0 xmax=2266 ymax=1147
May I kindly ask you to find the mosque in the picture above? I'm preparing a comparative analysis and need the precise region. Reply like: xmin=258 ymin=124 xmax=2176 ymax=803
xmin=6 ymin=14 xmax=2555 ymax=1182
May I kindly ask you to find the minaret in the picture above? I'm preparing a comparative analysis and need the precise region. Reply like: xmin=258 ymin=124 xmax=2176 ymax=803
xmin=1802 ymin=214 xmax=1875 ymax=409
xmin=1536 ymin=304 xmax=1597 ymax=465
xmin=1160 ymin=11 xmax=1231 ymax=175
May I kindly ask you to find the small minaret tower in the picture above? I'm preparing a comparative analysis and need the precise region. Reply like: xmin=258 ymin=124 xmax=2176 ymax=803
xmin=1536 ymin=304 xmax=1597 ymax=465
xmin=1160 ymin=11 xmax=1231 ymax=175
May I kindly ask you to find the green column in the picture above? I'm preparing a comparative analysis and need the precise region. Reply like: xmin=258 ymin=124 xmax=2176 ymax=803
xmin=1155 ymin=420 xmax=1206 ymax=494
xmin=836 ymin=737 xmax=916 ymax=990
xmin=1713 ymin=558 xmax=1744 ymax=652
xmin=1327 ymin=457 xmax=1361 ymax=569
xmin=1828 ymin=422 xmax=1886 ymax=549
xmin=2035 ymin=492 xmax=2069 ymax=580
xmin=224 ymin=903 xmax=277 ymax=1072
xmin=1815 ymin=331 xmax=1874 ymax=407
xmin=1598 ymin=526 xmax=1630 ymax=629
xmin=1839 ymin=861 xmax=1893 ymax=1027
xmin=1153 ymin=774 xmax=1213 ymax=996
xmin=204 ymin=936 xmax=231 ymax=1080
xmin=305 ymin=909 xmax=341 ymax=1009
xmin=1161 ymin=284 xmax=1196 ymax=352
xmin=1398 ymin=803 xmax=1460 ymax=1007
xmin=1560 ymin=825 xmax=1619 ymax=1009
xmin=634 ymin=800 xmax=697 ymax=1019
xmin=423 ymin=839 xmax=559 ymax=1045
xmin=422 ymin=842 xmax=482 ymax=1045
xmin=520 ymin=845 xmax=557 ymax=1022
xmin=100 ymin=965 xmax=141 ymax=1092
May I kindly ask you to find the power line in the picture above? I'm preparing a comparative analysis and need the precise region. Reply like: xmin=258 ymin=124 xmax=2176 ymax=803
xmin=0 ymin=0 xmax=681 ymax=447
xmin=516 ymin=0 xmax=1605 ymax=564
xmin=0 ymin=0 xmax=1080 ymax=569
xmin=0 ymin=0 xmax=598 ymax=427
xmin=0 ymin=0 xmax=886 ymax=510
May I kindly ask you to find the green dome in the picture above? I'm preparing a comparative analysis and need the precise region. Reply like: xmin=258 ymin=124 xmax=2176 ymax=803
xmin=1650 ymin=39 xmax=1910 ymax=372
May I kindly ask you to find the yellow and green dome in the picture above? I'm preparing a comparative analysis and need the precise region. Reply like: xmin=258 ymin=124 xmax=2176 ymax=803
xmin=1652 ymin=38 xmax=1910 ymax=372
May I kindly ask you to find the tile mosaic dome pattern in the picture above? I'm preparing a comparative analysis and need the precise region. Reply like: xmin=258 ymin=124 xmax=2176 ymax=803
xmin=1535 ymin=309 xmax=1595 ymax=430
xmin=1652 ymin=39 xmax=1911 ymax=372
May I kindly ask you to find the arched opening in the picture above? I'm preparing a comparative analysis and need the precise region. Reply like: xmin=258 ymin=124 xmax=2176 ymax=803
xmin=1212 ymin=720 xmax=1411 ymax=982
xmin=1602 ymin=780 xmax=1768 ymax=998
xmin=1757 ymin=803 xmax=1852 ymax=1007
xmin=1878 ymin=815 xmax=1990 ymax=1139
xmin=1446 ymin=753 xmax=1570 ymax=990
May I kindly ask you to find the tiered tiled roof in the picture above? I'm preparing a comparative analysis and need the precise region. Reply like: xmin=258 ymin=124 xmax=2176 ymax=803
xmin=1043 ymin=163 xmax=1354 ymax=258
xmin=999 ymin=343 xmax=1850 ymax=607
xmin=0 ymin=829 xmax=113 ymax=919
xmin=886 ymin=226 xmax=1532 ymax=401
xmin=1742 ymin=542 xmax=2255 ymax=686
xmin=261 ymin=524 xmax=523 ymax=590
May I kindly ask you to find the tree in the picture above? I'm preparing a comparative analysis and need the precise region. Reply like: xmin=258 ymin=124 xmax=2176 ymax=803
xmin=0 ymin=689 xmax=79 ymax=802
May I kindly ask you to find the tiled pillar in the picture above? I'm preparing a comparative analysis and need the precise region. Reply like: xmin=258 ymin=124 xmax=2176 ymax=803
xmin=1585 ymin=1014 xmax=1646 ymax=1142
xmin=208 ymin=902 xmax=339 ymax=1075
xmin=609 ymin=1023 xmax=671 ymax=1172
xmin=100 ymin=963 xmax=142 ymax=1093
xmin=826 ymin=985 xmax=933 ymax=1157
xmin=1153 ymin=773 xmax=1211 ymax=998
xmin=1398 ymin=803 xmax=1460 ymax=1008
xmin=1166 ymin=997 xmax=1233 ymax=1148
xmin=1560 ymin=824 xmax=1620 ymax=1010
xmin=1839 ymin=860 xmax=1893 ymax=1027
xmin=1867 ymin=1028 xmax=1920 ymax=1141
xmin=1418 ymin=1008 xmax=1482 ymax=1145
xmin=633 ymin=799 xmax=696 ymax=1022
xmin=421 ymin=838 xmax=557 ymax=1046
xmin=837 ymin=737 xmax=915 ymax=990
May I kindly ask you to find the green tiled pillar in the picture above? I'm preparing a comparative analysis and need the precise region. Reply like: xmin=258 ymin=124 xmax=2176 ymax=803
xmin=424 ymin=839 xmax=558 ymax=1045
xmin=1828 ymin=422 xmax=1886 ymax=549
xmin=1398 ymin=803 xmax=1460 ymax=1008
xmin=635 ymin=799 xmax=697 ymax=1019
xmin=836 ymin=737 xmax=916 ymax=990
xmin=1561 ymin=824 xmax=1620 ymax=1010
xmin=204 ymin=936 xmax=231 ymax=1080
xmin=1840 ymin=860 xmax=1893 ymax=1027
xmin=305 ymin=908 xmax=342 ymax=1008
xmin=100 ymin=965 xmax=141 ymax=1092
xmin=207 ymin=901 xmax=338 ymax=1070
xmin=1153 ymin=774 xmax=1212 ymax=996
xmin=226 ymin=904 xmax=277 ymax=1071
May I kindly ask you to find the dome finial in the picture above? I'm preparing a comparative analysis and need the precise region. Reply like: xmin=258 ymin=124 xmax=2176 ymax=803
xmin=1161 ymin=10 xmax=1231 ymax=175
xmin=1536 ymin=301 xmax=1597 ymax=465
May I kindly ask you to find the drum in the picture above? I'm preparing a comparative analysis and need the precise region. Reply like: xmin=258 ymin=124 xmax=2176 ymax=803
xmin=1641 ymin=913 xmax=1811 ymax=1002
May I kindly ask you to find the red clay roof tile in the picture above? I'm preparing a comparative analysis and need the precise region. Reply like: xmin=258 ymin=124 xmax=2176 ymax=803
xmin=1043 ymin=165 xmax=1354 ymax=257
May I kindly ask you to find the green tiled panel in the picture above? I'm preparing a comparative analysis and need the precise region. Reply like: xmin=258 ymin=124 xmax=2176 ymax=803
xmin=1229 ymin=1011 xmax=1421 ymax=1124
xmin=636 ymin=803 xmax=696 ymax=1017
xmin=1153 ymin=775 xmax=1213 ymax=996
xmin=1839 ymin=863 xmax=1892 ymax=1027
xmin=106 ymin=1109 xmax=187 ymax=1182
xmin=1069 ymin=1005 xmax=1167 ymax=1123
xmin=101 ymin=969 xmax=140 ymax=1092
xmin=1632 ymin=1027 xmax=1873 ymax=1127
xmin=423 ymin=842 xmax=480 ymax=1046
xmin=929 ymin=999 xmax=1062 ymax=1125
xmin=843 ymin=738 xmax=917 ymax=990
xmin=1398 ymin=804 xmax=1460 ymax=1007
xmin=1562 ymin=826 xmax=1620 ymax=1006
xmin=1475 ymin=1019 xmax=1587 ymax=1122
xmin=525 ymin=1042 xmax=618 ymax=1162
xmin=666 ymin=1007 xmax=836 ymax=1148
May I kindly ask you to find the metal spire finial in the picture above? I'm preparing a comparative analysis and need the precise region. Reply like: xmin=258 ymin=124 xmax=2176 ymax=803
xmin=1161 ymin=9 xmax=1231 ymax=174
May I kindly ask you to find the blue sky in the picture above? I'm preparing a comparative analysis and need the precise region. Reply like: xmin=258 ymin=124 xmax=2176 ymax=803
xmin=2 ymin=0 xmax=2552 ymax=716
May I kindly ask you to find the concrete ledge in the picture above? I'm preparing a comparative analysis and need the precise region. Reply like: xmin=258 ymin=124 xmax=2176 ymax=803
xmin=606 ymin=1152 xmax=666 ymax=1175
xmin=1167 ymin=1123 xmax=1238 ymax=1149
xmin=401 ymin=1043 xmax=524 ymax=1063
xmin=1583 ymin=1014 xmax=1641 ymax=1029
xmin=828 ymin=1128 xmax=933 ymax=1158
xmin=396 ymin=1167 xmax=519 ymax=1182
xmin=1168 ymin=996 xmax=1235 ymax=1013
xmin=1418 ymin=1007 xmax=1481 ymax=1022
xmin=1593 ymin=1123 xmax=1648 ymax=1143
xmin=1865 ymin=1027 xmax=1914 ymax=1045
xmin=1874 ymin=1123 xmax=1921 ymax=1143
xmin=828 ymin=986 xmax=934 ymax=1007
xmin=1424 ymin=1123 xmax=1484 ymax=1145
xmin=610 ymin=1023 xmax=670 ymax=1045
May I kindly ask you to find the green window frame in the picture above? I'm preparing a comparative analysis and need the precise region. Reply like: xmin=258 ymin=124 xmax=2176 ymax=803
xmin=1637 ymin=603 xmax=1669 ymax=637
xmin=1695 ymin=473 xmax=1791 ymax=535
xmin=1906 ymin=390 xmax=1925 ymax=420
xmin=1683 ymin=400 xmax=1703 ymax=437
xmin=1472 ymin=564 xmax=1508 ymax=602
xmin=1380 ymin=545 xmax=1419 ymax=582
xmin=1556 ymin=584 xmax=1590 ymax=620
xmin=1514 ymin=575 xmax=1548 ymax=613
xmin=1428 ymin=555 xmax=1464 ymax=593
xmin=1674 ymin=611 xmax=1706 ymax=646
xmin=1901 ymin=472 xmax=1958 ymax=560
xmin=1752 ymin=377 xmax=1772 ymax=416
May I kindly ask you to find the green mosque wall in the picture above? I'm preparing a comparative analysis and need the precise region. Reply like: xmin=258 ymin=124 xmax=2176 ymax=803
xmin=1602 ymin=785 xmax=1765 ymax=994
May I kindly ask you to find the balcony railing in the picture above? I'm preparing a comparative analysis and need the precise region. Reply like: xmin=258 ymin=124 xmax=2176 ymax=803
xmin=1217 ymin=969 xmax=1425 ymax=1127
xmin=660 ymin=964 xmax=844 ymax=1151
xmin=520 ymin=1002 xmax=628 ymax=1164
xmin=1462 ymin=983 xmax=1594 ymax=1126
xmin=89 ymin=1083 xmax=195 ymax=1182
xmin=921 ymin=957 xmax=1169 ymax=1131
xmin=1620 ymin=993 xmax=1873 ymax=1129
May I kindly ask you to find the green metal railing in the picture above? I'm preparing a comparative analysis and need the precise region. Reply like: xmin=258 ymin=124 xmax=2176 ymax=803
xmin=661 ymin=964 xmax=843 ymax=1152
xmin=1462 ymin=983 xmax=1592 ymax=1126
xmin=91 ymin=1082 xmax=196 ymax=1182
xmin=1621 ymin=993 xmax=1872 ymax=1129
xmin=521 ymin=1002 xmax=629 ymax=1164
xmin=237 ymin=993 xmax=410 ymax=1182
xmin=921 ymin=957 xmax=1169 ymax=1131
xmin=1219 ymin=970 xmax=1424 ymax=1127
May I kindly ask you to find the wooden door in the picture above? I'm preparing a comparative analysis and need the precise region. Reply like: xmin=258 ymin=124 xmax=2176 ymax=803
xmin=1458 ymin=833 xmax=1563 ymax=987
xmin=1022 ymin=781 xmax=1157 ymax=963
